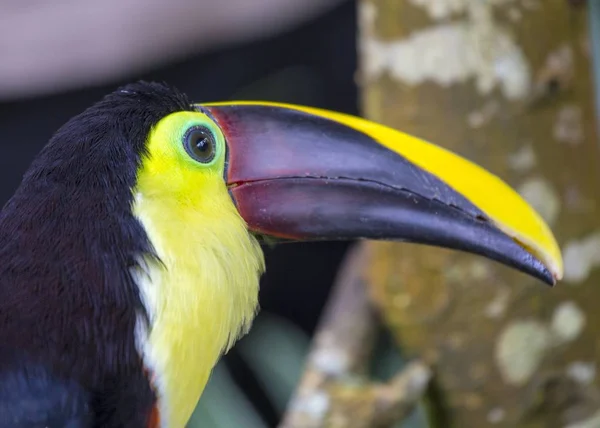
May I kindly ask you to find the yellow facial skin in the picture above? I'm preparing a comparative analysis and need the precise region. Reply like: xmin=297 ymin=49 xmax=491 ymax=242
xmin=131 ymin=111 xmax=265 ymax=428
xmin=204 ymin=101 xmax=563 ymax=282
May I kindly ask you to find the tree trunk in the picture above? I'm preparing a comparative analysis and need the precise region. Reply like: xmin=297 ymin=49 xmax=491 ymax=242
xmin=357 ymin=0 xmax=600 ymax=426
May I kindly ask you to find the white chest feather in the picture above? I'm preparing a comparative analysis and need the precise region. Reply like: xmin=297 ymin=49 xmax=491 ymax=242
xmin=131 ymin=193 xmax=264 ymax=428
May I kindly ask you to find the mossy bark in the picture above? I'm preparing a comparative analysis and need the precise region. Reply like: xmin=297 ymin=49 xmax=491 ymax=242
xmin=357 ymin=0 xmax=600 ymax=426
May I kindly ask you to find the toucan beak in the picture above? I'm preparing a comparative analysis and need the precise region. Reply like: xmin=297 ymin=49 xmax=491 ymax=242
xmin=199 ymin=101 xmax=563 ymax=286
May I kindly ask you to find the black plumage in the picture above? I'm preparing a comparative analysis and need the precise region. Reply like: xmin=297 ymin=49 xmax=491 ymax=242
xmin=0 ymin=345 xmax=92 ymax=428
xmin=0 ymin=82 xmax=193 ymax=427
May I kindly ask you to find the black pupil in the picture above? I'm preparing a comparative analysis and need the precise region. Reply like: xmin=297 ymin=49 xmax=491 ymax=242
xmin=186 ymin=127 xmax=216 ymax=163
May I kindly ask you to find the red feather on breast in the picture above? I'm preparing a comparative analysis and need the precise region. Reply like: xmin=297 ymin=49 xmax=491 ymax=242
xmin=147 ymin=404 xmax=161 ymax=428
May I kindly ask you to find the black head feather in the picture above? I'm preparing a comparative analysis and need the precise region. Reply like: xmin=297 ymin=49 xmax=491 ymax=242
xmin=0 ymin=81 xmax=194 ymax=427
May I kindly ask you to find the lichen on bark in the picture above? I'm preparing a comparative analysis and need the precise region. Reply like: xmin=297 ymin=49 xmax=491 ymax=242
xmin=357 ymin=0 xmax=600 ymax=426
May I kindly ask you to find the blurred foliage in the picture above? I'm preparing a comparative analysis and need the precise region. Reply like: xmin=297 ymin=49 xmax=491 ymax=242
xmin=188 ymin=312 xmax=429 ymax=428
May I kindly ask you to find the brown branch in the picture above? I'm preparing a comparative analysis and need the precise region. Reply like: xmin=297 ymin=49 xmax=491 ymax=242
xmin=279 ymin=243 xmax=431 ymax=428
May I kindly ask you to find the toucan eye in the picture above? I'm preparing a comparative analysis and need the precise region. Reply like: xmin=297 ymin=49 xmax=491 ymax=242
xmin=184 ymin=126 xmax=216 ymax=164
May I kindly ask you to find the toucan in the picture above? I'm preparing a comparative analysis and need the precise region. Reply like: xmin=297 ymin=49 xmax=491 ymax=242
xmin=0 ymin=82 xmax=562 ymax=427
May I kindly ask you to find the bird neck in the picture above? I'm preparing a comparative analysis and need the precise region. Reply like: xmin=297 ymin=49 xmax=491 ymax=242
xmin=131 ymin=189 xmax=264 ymax=428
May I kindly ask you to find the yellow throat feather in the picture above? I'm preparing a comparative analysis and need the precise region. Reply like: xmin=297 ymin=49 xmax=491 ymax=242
xmin=130 ymin=111 xmax=265 ymax=427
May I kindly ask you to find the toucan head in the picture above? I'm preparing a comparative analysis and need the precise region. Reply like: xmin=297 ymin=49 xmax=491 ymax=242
xmin=130 ymin=82 xmax=561 ymax=286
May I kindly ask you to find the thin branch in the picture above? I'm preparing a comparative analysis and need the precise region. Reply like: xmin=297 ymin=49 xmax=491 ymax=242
xmin=279 ymin=243 xmax=431 ymax=428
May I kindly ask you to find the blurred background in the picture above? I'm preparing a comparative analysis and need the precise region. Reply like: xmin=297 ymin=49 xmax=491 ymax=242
xmin=1 ymin=0 xmax=599 ymax=427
